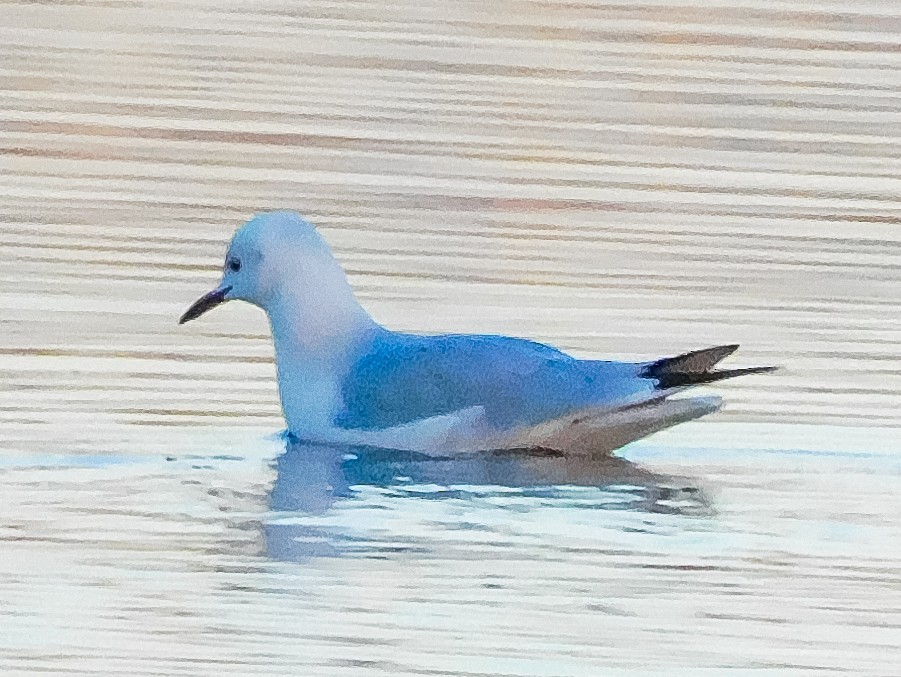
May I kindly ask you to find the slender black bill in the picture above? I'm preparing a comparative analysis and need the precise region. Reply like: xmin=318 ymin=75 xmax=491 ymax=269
xmin=179 ymin=286 xmax=232 ymax=324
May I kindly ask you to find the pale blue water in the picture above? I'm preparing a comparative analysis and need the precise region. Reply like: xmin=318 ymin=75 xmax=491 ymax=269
xmin=3 ymin=425 xmax=899 ymax=675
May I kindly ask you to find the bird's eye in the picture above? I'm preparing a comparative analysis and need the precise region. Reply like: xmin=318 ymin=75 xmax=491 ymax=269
xmin=227 ymin=257 xmax=241 ymax=273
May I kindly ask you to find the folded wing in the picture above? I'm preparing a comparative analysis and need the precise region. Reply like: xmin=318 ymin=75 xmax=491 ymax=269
xmin=335 ymin=332 xmax=653 ymax=431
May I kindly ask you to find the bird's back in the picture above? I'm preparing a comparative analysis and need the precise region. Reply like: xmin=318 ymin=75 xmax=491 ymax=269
xmin=335 ymin=330 xmax=650 ymax=432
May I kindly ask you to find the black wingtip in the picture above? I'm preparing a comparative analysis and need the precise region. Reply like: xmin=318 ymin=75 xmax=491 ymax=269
xmin=641 ymin=344 xmax=740 ymax=379
xmin=652 ymin=365 xmax=778 ymax=390
xmin=641 ymin=344 xmax=777 ymax=390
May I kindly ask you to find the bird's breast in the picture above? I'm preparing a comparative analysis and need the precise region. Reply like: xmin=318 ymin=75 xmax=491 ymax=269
xmin=274 ymin=355 xmax=346 ymax=436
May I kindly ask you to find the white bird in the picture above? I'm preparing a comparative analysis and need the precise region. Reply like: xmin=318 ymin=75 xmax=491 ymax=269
xmin=180 ymin=211 xmax=774 ymax=455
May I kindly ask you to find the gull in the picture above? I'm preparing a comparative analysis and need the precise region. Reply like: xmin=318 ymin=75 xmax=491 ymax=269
xmin=180 ymin=211 xmax=774 ymax=455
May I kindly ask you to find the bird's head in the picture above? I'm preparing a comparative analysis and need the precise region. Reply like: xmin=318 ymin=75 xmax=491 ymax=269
xmin=179 ymin=211 xmax=362 ymax=327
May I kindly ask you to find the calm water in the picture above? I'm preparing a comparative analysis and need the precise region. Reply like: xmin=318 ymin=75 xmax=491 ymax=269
xmin=2 ymin=1 xmax=901 ymax=675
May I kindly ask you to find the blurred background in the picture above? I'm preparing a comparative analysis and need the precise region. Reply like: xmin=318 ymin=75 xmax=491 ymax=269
xmin=4 ymin=0 xmax=901 ymax=444
xmin=2 ymin=2 xmax=900 ymax=675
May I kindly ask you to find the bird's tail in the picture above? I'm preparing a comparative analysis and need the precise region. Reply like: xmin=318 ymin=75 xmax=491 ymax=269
xmin=639 ymin=344 xmax=777 ymax=390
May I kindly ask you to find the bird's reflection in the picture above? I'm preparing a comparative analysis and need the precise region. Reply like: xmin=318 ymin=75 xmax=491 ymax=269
xmin=264 ymin=438 xmax=710 ymax=561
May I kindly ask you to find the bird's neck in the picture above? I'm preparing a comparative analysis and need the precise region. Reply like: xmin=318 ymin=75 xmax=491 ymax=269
xmin=265 ymin=284 xmax=379 ymax=435
xmin=266 ymin=286 xmax=377 ymax=364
